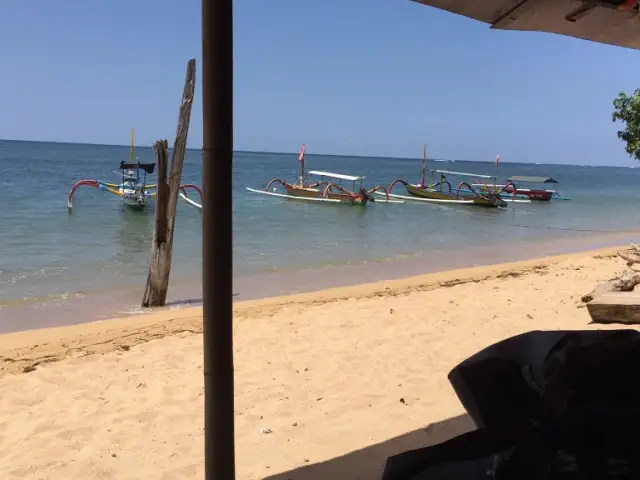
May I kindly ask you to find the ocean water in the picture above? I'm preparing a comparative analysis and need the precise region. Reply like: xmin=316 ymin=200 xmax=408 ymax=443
xmin=1 ymin=139 xmax=640 ymax=330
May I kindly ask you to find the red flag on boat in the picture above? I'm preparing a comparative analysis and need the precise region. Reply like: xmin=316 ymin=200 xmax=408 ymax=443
xmin=299 ymin=144 xmax=306 ymax=162
xmin=495 ymin=154 xmax=500 ymax=167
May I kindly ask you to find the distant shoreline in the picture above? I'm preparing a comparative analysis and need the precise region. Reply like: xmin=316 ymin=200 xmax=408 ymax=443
xmin=0 ymin=138 xmax=634 ymax=167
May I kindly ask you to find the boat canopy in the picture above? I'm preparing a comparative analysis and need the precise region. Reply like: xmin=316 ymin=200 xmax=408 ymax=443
xmin=507 ymin=176 xmax=558 ymax=184
xmin=119 ymin=161 xmax=156 ymax=174
xmin=436 ymin=169 xmax=494 ymax=180
xmin=308 ymin=170 xmax=363 ymax=182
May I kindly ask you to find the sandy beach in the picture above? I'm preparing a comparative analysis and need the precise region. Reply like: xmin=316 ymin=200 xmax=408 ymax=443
xmin=0 ymin=246 xmax=634 ymax=479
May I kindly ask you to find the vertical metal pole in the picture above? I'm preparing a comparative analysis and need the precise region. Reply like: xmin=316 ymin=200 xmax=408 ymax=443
xmin=202 ymin=0 xmax=235 ymax=479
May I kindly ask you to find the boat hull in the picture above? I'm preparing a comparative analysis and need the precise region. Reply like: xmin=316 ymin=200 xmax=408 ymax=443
xmin=474 ymin=184 xmax=554 ymax=202
xmin=123 ymin=197 xmax=148 ymax=209
xmin=405 ymin=184 xmax=503 ymax=208
xmin=121 ymin=187 xmax=148 ymax=209
xmin=283 ymin=185 xmax=368 ymax=205
xmin=458 ymin=187 xmax=531 ymax=202
xmin=502 ymin=186 xmax=552 ymax=201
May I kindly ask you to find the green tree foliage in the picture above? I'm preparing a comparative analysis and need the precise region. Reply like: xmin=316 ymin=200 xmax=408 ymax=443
xmin=612 ymin=89 xmax=640 ymax=162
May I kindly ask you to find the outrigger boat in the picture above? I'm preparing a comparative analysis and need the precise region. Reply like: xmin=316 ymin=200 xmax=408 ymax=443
xmin=246 ymin=144 xmax=402 ymax=205
xmin=472 ymin=176 xmax=571 ymax=202
xmin=383 ymin=145 xmax=523 ymax=208
xmin=67 ymin=129 xmax=203 ymax=211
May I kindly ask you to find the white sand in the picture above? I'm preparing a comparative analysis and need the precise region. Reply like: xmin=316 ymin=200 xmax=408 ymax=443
xmin=0 ymin=247 xmax=632 ymax=479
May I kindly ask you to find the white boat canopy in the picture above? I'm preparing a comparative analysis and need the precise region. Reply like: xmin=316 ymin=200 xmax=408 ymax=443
xmin=435 ymin=169 xmax=495 ymax=180
xmin=308 ymin=170 xmax=364 ymax=182
xmin=507 ymin=176 xmax=558 ymax=184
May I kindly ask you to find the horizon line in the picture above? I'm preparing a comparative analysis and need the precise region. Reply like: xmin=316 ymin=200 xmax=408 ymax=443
xmin=0 ymin=137 xmax=634 ymax=168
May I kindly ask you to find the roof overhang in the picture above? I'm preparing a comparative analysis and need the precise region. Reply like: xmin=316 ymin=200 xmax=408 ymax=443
xmin=411 ymin=0 xmax=640 ymax=50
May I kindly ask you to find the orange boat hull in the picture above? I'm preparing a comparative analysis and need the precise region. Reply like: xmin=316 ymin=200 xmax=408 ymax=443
xmin=406 ymin=184 xmax=503 ymax=208
xmin=283 ymin=185 xmax=368 ymax=205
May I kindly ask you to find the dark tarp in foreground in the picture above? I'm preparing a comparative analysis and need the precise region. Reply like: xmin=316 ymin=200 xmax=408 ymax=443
xmin=381 ymin=329 xmax=640 ymax=479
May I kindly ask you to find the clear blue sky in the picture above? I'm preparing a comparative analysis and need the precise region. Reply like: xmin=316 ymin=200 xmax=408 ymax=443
xmin=1 ymin=0 xmax=639 ymax=166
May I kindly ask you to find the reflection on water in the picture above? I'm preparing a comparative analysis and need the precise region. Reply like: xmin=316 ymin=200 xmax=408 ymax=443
xmin=116 ymin=206 xmax=154 ymax=261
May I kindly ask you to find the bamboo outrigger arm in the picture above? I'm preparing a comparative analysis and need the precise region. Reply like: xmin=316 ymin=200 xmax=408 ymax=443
xmin=367 ymin=184 xmax=391 ymax=200
xmin=265 ymin=178 xmax=319 ymax=191
xmin=67 ymin=179 xmax=203 ymax=211
xmin=178 ymin=183 xmax=204 ymax=209
xmin=67 ymin=179 xmax=139 ymax=209
xmin=319 ymin=182 xmax=391 ymax=201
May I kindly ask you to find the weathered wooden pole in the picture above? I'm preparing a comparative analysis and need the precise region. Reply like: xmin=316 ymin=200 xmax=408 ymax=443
xmin=143 ymin=140 xmax=170 ymax=306
xmin=142 ymin=59 xmax=196 ymax=308
xmin=202 ymin=0 xmax=235 ymax=478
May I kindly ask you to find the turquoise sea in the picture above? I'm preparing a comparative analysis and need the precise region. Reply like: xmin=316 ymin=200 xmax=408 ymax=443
xmin=1 ymin=139 xmax=640 ymax=332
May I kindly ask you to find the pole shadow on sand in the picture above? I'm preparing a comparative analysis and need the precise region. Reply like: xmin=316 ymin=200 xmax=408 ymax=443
xmin=263 ymin=414 xmax=474 ymax=480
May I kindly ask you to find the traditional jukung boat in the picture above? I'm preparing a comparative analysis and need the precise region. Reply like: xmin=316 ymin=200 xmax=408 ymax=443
xmin=384 ymin=146 xmax=516 ymax=208
xmin=472 ymin=176 xmax=571 ymax=202
xmin=247 ymin=144 xmax=401 ymax=205
xmin=67 ymin=129 xmax=203 ymax=211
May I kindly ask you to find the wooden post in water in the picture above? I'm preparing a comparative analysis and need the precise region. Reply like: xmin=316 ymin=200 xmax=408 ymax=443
xmin=142 ymin=58 xmax=196 ymax=308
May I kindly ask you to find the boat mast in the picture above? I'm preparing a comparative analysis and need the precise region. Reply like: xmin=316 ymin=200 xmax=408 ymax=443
xmin=419 ymin=143 xmax=426 ymax=188
xmin=298 ymin=143 xmax=306 ymax=186
xmin=130 ymin=128 xmax=135 ymax=162
xmin=129 ymin=128 xmax=140 ymax=183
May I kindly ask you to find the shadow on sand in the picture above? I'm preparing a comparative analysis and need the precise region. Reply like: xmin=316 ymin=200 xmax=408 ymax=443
xmin=263 ymin=414 xmax=474 ymax=480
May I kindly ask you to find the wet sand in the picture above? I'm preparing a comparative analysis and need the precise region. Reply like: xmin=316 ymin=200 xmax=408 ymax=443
xmin=1 ymin=230 xmax=636 ymax=334
xmin=0 ymin=246 xmax=634 ymax=479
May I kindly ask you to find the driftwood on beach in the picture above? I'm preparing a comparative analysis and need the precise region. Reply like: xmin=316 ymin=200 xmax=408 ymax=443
xmin=586 ymin=292 xmax=640 ymax=325
xmin=584 ymin=244 xmax=640 ymax=325
xmin=142 ymin=59 xmax=196 ymax=308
